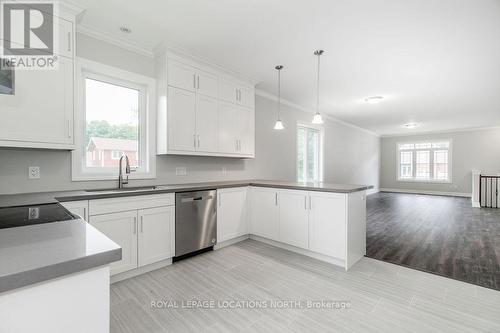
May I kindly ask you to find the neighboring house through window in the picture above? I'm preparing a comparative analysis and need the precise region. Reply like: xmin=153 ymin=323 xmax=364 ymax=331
xmin=72 ymin=58 xmax=156 ymax=181
xmin=297 ymin=124 xmax=323 ymax=182
xmin=397 ymin=140 xmax=451 ymax=182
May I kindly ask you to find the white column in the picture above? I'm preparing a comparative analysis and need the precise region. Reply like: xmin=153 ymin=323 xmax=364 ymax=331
xmin=471 ymin=169 xmax=481 ymax=208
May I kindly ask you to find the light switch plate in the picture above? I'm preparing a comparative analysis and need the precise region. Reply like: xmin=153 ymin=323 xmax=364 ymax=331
xmin=29 ymin=166 xmax=40 ymax=179
xmin=175 ymin=167 xmax=187 ymax=176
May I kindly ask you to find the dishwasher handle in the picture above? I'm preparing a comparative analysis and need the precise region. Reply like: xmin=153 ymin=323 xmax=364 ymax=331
xmin=180 ymin=195 xmax=214 ymax=203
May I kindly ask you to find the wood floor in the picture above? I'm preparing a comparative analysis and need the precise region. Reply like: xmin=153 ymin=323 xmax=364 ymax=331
xmin=367 ymin=192 xmax=500 ymax=290
xmin=110 ymin=239 xmax=500 ymax=333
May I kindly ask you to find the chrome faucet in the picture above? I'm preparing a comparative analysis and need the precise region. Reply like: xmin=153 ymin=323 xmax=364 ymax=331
xmin=118 ymin=154 xmax=131 ymax=189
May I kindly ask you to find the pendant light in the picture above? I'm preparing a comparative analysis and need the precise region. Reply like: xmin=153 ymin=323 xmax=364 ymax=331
xmin=273 ymin=65 xmax=284 ymax=130
xmin=312 ymin=50 xmax=324 ymax=124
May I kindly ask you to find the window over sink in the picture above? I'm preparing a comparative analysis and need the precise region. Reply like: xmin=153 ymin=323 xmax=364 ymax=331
xmin=72 ymin=58 xmax=156 ymax=181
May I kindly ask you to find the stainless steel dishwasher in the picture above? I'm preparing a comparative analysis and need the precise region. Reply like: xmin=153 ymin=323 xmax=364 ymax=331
xmin=175 ymin=190 xmax=217 ymax=257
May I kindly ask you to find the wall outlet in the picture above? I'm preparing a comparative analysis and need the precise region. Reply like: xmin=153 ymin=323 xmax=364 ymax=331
xmin=28 ymin=166 xmax=40 ymax=179
xmin=222 ymin=166 xmax=227 ymax=176
xmin=175 ymin=167 xmax=187 ymax=176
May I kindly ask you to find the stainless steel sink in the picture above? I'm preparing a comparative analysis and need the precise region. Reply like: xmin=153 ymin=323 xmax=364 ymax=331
xmin=85 ymin=186 xmax=160 ymax=193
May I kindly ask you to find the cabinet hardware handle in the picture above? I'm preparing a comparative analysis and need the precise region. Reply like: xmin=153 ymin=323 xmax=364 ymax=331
xmin=133 ymin=217 xmax=137 ymax=234
xmin=67 ymin=119 xmax=72 ymax=138
xmin=193 ymin=74 xmax=196 ymax=89
xmin=275 ymin=193 xmax=278 ymax=206
xmin=304 ymin=196 xmax=307 ymax=210
xmin=140 ymin=216 xmax=144 ymax=233
xmin=67 ymin=32 xmax=71 ymax=52
xmin=83 ymin=207 xmax=86 ymax=220
xmin=197 ymin=135 xmax=200 ymax=148
xmin=218 ymin=193 xmax=221 ymax=207
xmin=197 ymin=76 xmax=200 ymax=89
xmin=194 ymin=134 xmax=197 ymax=148
xmin=309 ymin=197 xmax=312 ymax=210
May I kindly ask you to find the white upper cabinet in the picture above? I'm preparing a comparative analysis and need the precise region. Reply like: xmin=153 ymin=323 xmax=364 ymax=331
xmin=167 ymin=87 xmax=197 ymax=151
xmin=0 ymin=11 xmax=77 ymax=150
xmin=156 ymin=53 xmax=255 ymax=158
xmin=220 ymin=78 xmax=254 ymax=108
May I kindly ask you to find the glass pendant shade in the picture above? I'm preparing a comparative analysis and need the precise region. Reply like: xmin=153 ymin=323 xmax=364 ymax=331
xmin=274 ymin=119 xmax=284 ymax=130
xmin=312 ymin=113 xmax=324 ymax=124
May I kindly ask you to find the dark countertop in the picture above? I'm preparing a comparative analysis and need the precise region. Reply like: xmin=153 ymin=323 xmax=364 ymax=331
xmin=0 ymin=180 xmax=372 ymax=208
xmin=0 ymin=218 xmax=121 ymax=293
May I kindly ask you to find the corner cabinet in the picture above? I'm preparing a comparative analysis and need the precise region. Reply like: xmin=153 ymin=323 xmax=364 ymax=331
xmin=156 ymin=52 xmax=255 ymax=158
xmin=0 ymin=12 xmax=77 ymax=150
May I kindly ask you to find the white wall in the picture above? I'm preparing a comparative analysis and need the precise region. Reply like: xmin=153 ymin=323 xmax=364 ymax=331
xmin=380 ymin=128 xmax=500 ymax=194
xmin=0 ymin=34 xmax=380 ymax=195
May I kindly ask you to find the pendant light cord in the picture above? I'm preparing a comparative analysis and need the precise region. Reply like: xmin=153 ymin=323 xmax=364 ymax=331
xmin=278 ymin=68 xmax=281 ymax=119
xmin=316 ymin=52 xmax=321 ymax=114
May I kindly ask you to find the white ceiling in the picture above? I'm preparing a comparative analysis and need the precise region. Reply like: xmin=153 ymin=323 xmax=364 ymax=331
xmin=74 ymin=0 xmax=500 ymax=135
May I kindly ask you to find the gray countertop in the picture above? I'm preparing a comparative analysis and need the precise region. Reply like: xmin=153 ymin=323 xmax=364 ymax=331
xmin=0 ymin=180 xmax=372 ymax=208
xmin=0 ymin=218 xmax=121 ymax=293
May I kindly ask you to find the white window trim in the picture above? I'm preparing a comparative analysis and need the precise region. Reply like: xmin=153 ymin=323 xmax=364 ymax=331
xmin=72 ymin=58 xmax=156 ymax=181
xmin=296 ymin=122 xmax=324 ymax=183
xmin=396 ymin=139 xmax=452 ymax=184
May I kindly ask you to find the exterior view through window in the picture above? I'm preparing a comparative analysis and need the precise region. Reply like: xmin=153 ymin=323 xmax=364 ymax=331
xmin=85 ymin=78 xmax=140 ymax=168
xmin=398 ymin=141 xmax=450 ymax=182
xmin=297 ymin=125 xmax=322 ymax=182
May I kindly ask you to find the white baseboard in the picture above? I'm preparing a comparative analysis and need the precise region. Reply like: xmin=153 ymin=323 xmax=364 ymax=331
xmin=471 ymin=201 xmax=481 ymax=208
xmin=366 ymin=188 xmax=380 ymax=195
xmin=110 ymin=258 xmax=172 ymax=283
xmin=214 ymin=234 xmax=249 ymax=250
xmin=380 ymin=188 xmax=471 ymax=198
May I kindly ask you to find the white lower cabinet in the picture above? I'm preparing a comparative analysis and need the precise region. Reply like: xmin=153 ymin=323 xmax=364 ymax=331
xmin=217 ymin=187 xmax=248 ymax=243
xmin=249 ymin=187 xmax=279 ymax=240
xmin=138 ymin=206 xmax=175 ymax=266
xmin=89 ymin=211 xmax=138 ymax=275
xmin=308 ymin=192 xmax=347 ymax=259
xmin=88 ymin=194 xmax=175 ymax=276
xmin=278 ymin=190 xmax=309 ymax=249
xmin=60 ymin=200 xmax=88 ymax=220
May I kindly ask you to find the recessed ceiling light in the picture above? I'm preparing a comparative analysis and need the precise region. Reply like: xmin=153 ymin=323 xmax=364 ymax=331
xmin=364 ymin=96 xmax=384 ymax=104
xmin=119 ymin=26 xmax=132 ymax=34
xmin=403 ymin=123 xmax=419 ymax=129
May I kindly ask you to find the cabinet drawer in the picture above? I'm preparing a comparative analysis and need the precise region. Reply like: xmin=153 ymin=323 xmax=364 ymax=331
xmin=89 ymin=193 xmax=175 ymax=216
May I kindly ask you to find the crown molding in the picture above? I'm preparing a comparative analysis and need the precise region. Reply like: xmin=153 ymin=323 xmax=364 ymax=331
xmin=153 ymin=41 xmax=259 ymax=86
xmin=380 ymin=125 xmax=500 ymax=138
xmin=77 ymin=24 xmax=154 ymax=58
xmin=255 ymin=89 xmax=381 ymax=138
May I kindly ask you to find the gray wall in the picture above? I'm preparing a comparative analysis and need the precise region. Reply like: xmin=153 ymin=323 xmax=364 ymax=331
xmin=380 ymin=128 xmax=500 ymax=194
xmin=0 ymin=34 xmax=380 ymax=195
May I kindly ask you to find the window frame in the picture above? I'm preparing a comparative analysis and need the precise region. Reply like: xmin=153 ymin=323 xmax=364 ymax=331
xmin=396 ymin=139 xmax=452 ymax=183
xmin=72 ymin=58 xmax=156 ymax=181
xmin=296 ymin=122 xmax=324 ymax=183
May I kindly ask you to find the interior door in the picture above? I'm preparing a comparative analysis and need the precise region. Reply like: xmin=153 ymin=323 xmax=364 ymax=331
xmin=249 ymin=187 xmax=279 ymax=240
xmin=138 ymin=206 xmax=175 ymax=266
xmin=196 ymin=94 xmax=218 ymax=152
xmin=168 ymin=86 xmax=196 ymax=151
xmin=308 ymin=192 xmax=347 ymax=259
xmin=89 ymin=211 xmax=138 ymax=275
xmin=196 ymin=69 xmax=218 ymax=98
xmin=279 ymin=190 xmax=309 ymax=249
xmin=218 ymin=101 xmax=238 ymax=153
xmin=167 ymin=60 xmax=196 ymax=92
xmin=0 ymin=56 xmax=73 ymax=145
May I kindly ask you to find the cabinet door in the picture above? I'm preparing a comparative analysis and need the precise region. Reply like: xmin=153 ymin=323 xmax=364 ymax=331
xmin=0 ymin=56 xmax=73 ymax=146
xmin=168 ymin=86 xmax=196 ymax=151
xmin=249 ymin=187 xmax=279 ymax=241
xmin=196 ymin=69 xmax=218 ymax=98
xmin=60 ymin=200 xmax=88 ymax=220
xmin=218 ymin=101 xmax=239 ymax=153
xmin=236 ymin=106 xmax=255 ymax=155
xmin=217 ymin=188 xmax=248 ymax=242
xmin=89 ymin=211 xmax=138 ymax=275
xmin=220 ymin=79 xmax=238 ymax=104
xmin=238 ymin=86 xmax=254 ymax=108
xmin=196 ymin=94 xmax=218 ymax=152
xmin=138 ymin=206 xmax=175 ymax=267
xmin=308 ymin=192 xmax=347 ymax=259
xmin=168 ymin=60 xmax=196 ymax=92
xmin=279 ymin=190 xmax=309 ymax=249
